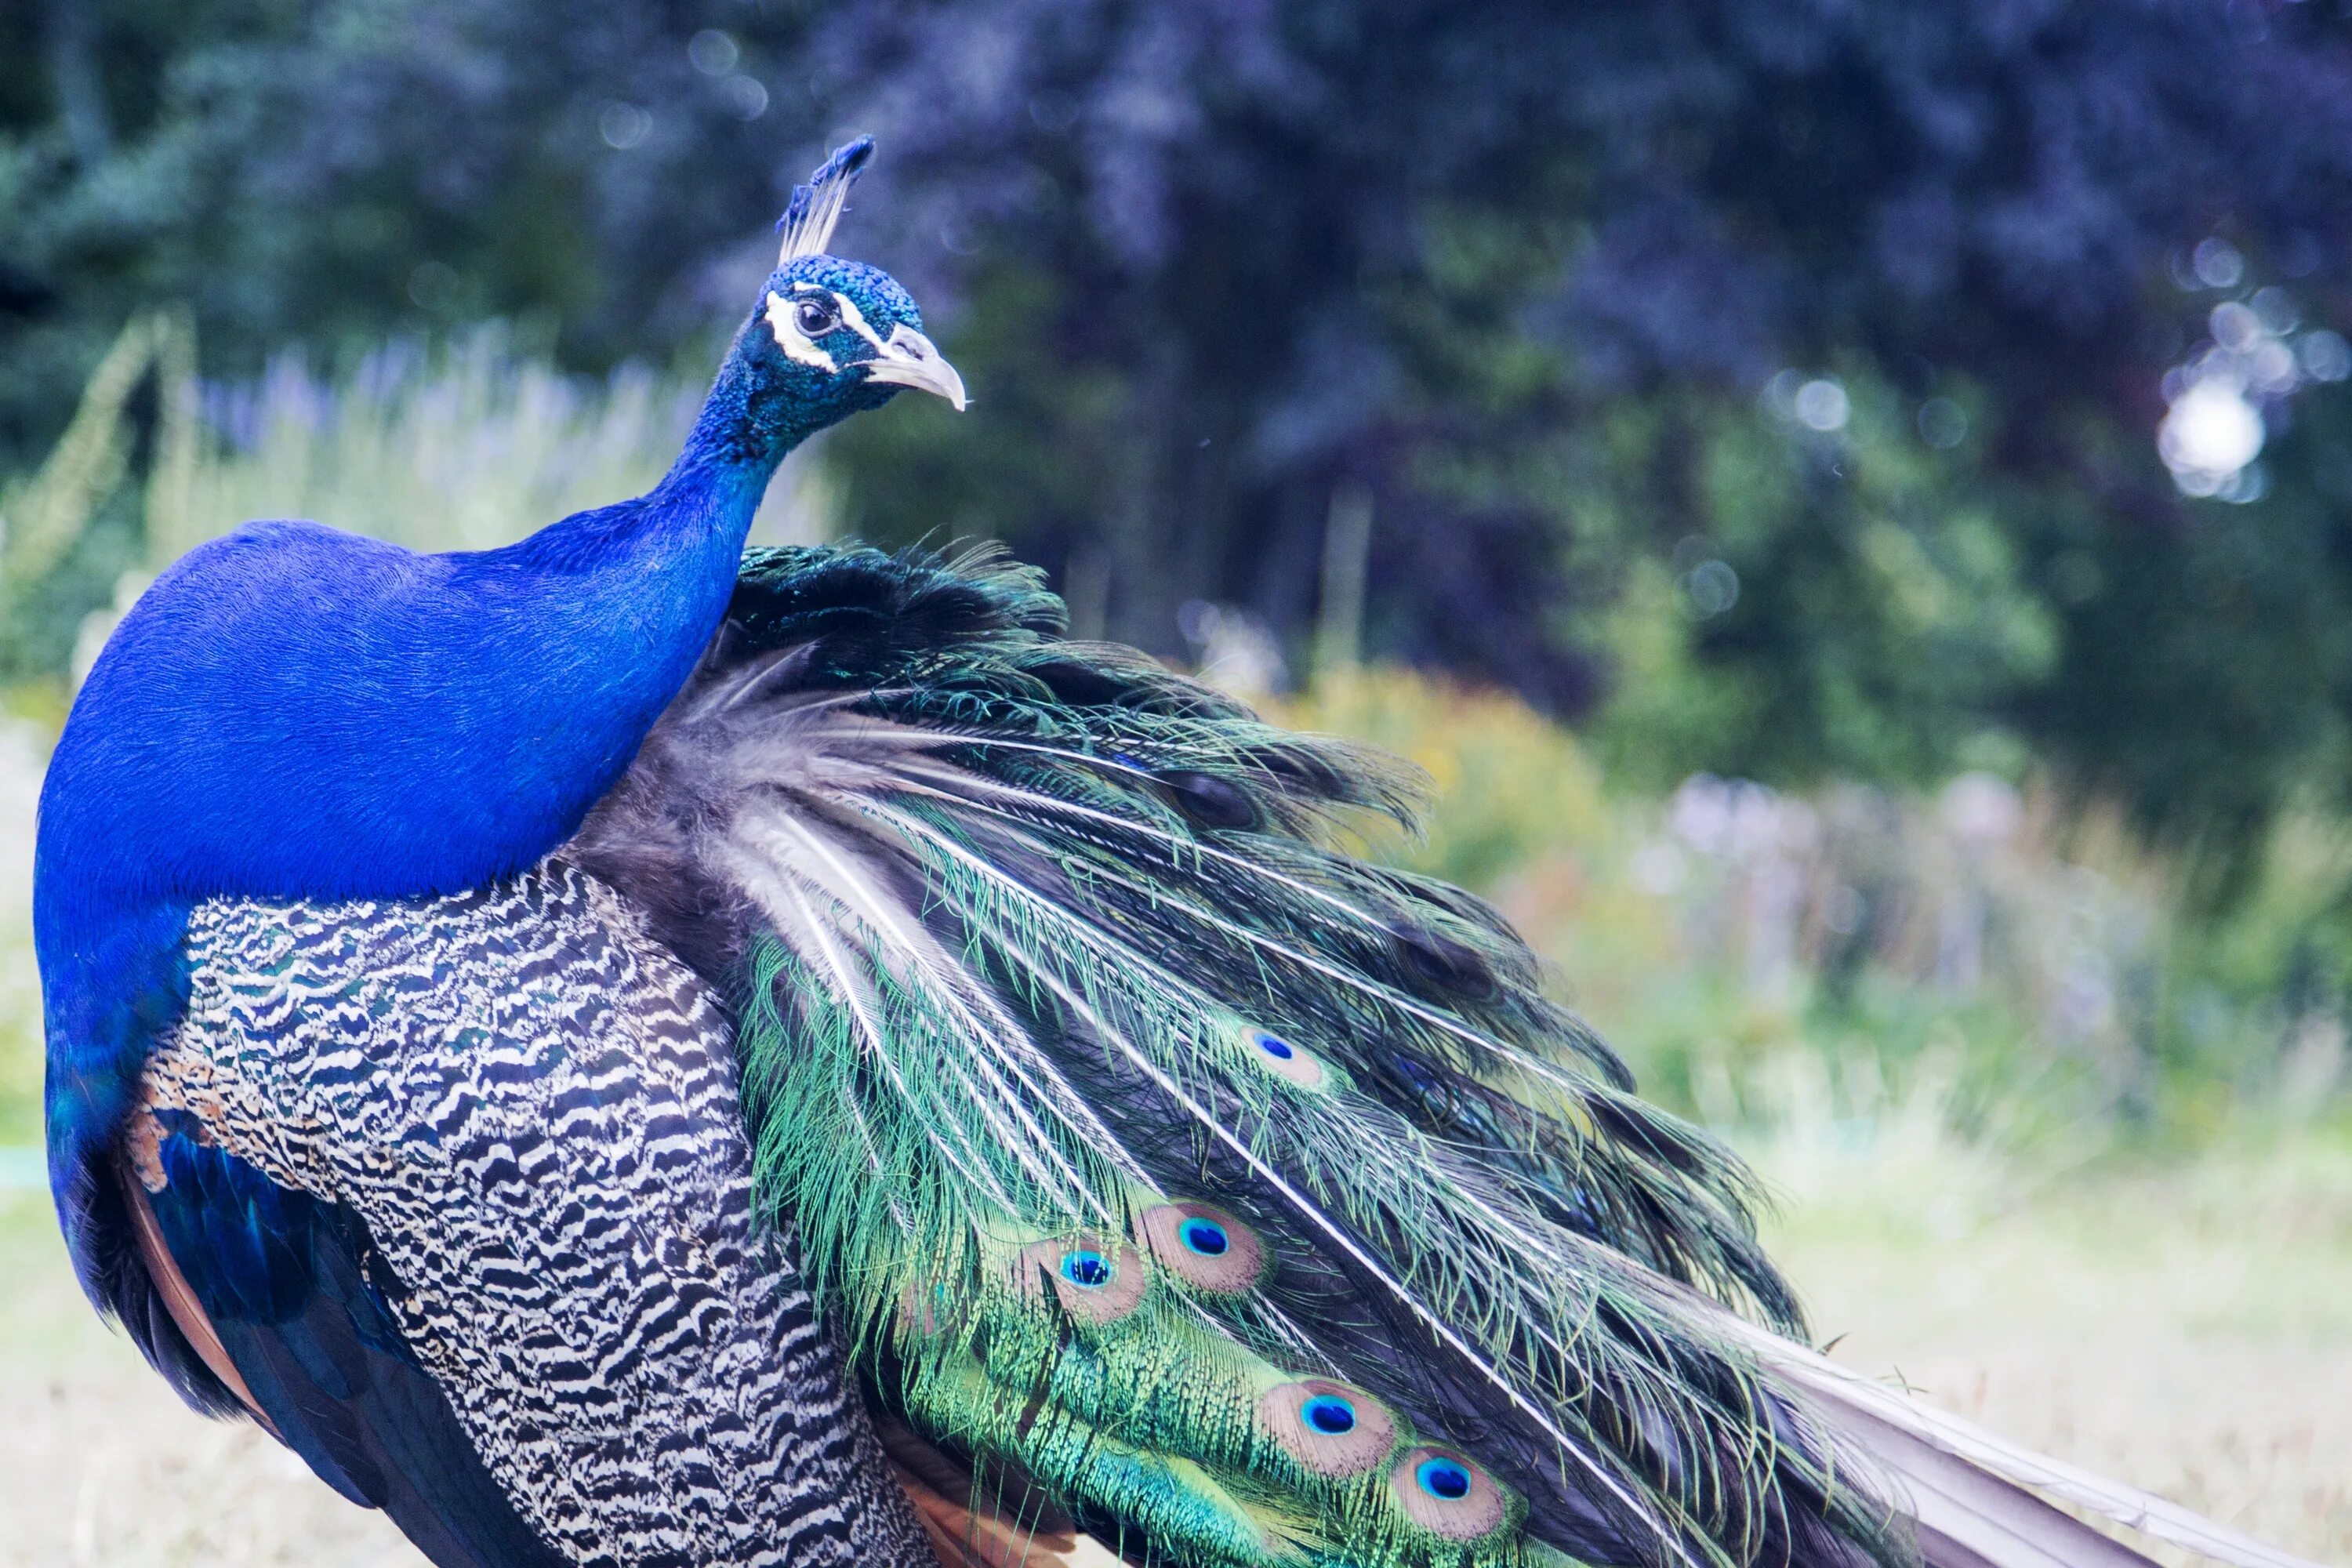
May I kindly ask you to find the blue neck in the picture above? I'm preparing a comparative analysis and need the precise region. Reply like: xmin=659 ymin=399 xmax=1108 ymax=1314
xmin=511 ymin=332 xmax=806 ymax=570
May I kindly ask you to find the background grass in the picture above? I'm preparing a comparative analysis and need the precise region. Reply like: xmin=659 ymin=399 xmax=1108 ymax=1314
xmin=8 ymin=1120 xmax=2346 ymax=1566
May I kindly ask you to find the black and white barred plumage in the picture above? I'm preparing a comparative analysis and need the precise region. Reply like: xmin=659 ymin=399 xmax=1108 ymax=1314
xmin=130 ymin=862 xmax=935 ymax=1568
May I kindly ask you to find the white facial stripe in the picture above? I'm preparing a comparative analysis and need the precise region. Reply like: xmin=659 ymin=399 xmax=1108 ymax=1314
xmin=763 ymin=289 xmax=837 ymax=372
xmin=829 ymin=289 xmax=891 ymax=353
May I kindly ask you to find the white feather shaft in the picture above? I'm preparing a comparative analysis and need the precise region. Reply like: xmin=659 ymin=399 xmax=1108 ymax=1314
xmin=753 ymin=811 xmax=1105 ymax=1217
xmin=858 ymin=798 xmax=1702 ymax=1568
xmin=1713 ymin=1317 xmax=2328 ymax=1568
xmin=879 ymin=757 xmax=1629 ymax=1117
xmin=725 ymin=844 xmax=1020 ymax=1214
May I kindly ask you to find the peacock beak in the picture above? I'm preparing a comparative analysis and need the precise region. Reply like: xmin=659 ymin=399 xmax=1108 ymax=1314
xmin=862 ymin=325 xmax=967 ymax=411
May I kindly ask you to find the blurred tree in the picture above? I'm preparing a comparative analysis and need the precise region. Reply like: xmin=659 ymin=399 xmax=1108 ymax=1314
xmin=814 ymin=0 xmax=2352 ymax=871
xmin=9 ymin=0 xmax=2352 ymax=876
xmin=0 ymin=0 xmax=826 ymax=467
xmin=0 ymin=0 xmax=834 ymax=666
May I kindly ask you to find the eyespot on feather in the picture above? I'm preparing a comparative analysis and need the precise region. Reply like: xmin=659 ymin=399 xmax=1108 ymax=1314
xmin=1158 ymin=769 xmax=1258 ymax=830
xmin=1259 ymin=1379 xmax=1396 ymax=1476
xmin=1138 ymin=1201 xmax=1266 ymax=1294
xmin=1239 ymin=1024 xmax=1327 ymax=1090
xmin=1390 ymin=1446 xmax=1507 ymax=1538
xmin=1016 ymin=1236 xmax=1149 ymax=1324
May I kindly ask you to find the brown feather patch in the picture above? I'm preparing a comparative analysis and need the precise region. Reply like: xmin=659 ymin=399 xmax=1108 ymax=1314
xmin=117 ymin=1151 xmax=281 ymax=1437
xmin=877 ymin=1415 xmax=1129 ymax=1568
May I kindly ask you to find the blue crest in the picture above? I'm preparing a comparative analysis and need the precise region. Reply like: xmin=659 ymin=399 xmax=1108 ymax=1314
xmin=776 ymin=136 xmax=875 ymax=263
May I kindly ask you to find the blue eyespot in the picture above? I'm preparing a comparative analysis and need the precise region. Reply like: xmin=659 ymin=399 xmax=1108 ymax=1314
xmin=1416 ymin=1457 xmax=1473 ymax=1501
xmin=1178 ymin=1217 xmax=1230 ymax=1257
xmin=1240 ymin=1024 xmax=1331 ymax=1091
xmin=1301 ymin=1395 xmax=1358 ymax=1436
xmin=1060 ymin=1249 xmax=1114 ymax=1289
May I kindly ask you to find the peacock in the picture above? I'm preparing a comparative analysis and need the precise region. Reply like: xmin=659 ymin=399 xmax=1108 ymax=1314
xmin=34 ymin=138 xmax=2321 ymax=1568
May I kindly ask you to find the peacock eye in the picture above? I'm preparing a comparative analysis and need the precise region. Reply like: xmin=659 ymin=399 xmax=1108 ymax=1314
xmin=793 ymin=296 xmax=840 ymax=337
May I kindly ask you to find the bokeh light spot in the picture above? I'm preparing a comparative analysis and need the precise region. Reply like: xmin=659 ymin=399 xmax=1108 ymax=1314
xmin=2300 ymin=331 xmax=2352 ymax=383
xmin=599 ymin=103 xmax=653 ymax=150
xmin=1795 ymin=379 xmax=1850 ymax=431
xmin=1683 ymin=560 xmax=1740 ymax=617
xmin=2159 ymin=380 xmax=2263 ymax=494
xmin=2193 ymin=238 xmax=2245 ymax=289
xmin=689 ymin=30 xmax=739 ymax=75
xmin=1918 ymin=397 xmax=1967 ymax=449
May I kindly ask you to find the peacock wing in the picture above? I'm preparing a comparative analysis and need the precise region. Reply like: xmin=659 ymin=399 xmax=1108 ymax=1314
xmin=573 ymin=543 xmax=1902 ymax=1568
xmin=123 ymin=1123 xmax=568 ymax=1568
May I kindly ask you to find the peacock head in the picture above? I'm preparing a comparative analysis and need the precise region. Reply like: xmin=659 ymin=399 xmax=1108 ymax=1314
xmin=739 ymin=137 xmax=964 ymax=440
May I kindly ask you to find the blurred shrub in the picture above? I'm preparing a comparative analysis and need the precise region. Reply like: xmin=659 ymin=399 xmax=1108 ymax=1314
xmin=1277 ymin=664 xmax=2348 ymax=1144
xmin=1272 ymin=665 xmax=1606 ymax=891
xmin=0 ymin=314 xmax=189 ymax=681
xmin=2 ymin=336 xmax=2347 ymax=1158
xmin=163 ymin=329 xmax=706 ymax=561
xmin=1568 ymin=371 xmax=2054 ymax=793
xmin=0 ymin=718 xmax=45 ymax=1147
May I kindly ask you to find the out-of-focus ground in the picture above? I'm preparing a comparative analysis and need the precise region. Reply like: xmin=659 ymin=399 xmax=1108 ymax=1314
xmin=1 ymin=1187 xmax=417 ymax=1566
xmin=1756 ymin=1119 xmax=2352 ymax=1567
xmin=7 ymin=1117 xmax=2347 ymax=1567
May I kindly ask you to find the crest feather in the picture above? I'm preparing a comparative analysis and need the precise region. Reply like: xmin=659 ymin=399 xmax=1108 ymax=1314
xmin=777 ymin=136 xmax=875 ymax=263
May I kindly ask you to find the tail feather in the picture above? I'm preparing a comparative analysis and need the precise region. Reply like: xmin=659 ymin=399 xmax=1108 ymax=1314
xmin=1832 ymin=1407 xmax=2154 ymax=1568
xmin=573 ymin=543 xmax=2317 ymax=1568
xmin=1723 ymin=1321 xmax=2326 ymax=1568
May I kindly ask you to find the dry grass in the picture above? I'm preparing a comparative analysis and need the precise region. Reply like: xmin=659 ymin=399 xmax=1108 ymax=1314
xmin=5 ymin=1120 xmax=2345 ymax=1567
xmin=0 ymin=1193 xmax=419 ymax=1567
xmin=1751 ymin=1114 xmax=2352 ymax=1566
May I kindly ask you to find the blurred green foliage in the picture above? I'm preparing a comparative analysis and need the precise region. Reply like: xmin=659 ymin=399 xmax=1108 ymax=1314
xmin=11 ymin=0 xmax=2352 ymax=880
xmin=9 ymin=2 xmax=2352 ymax=1144
xmin=1276 ymin=665 xmax=1611 ymax=891
xmin=1281 ymin=667 xmax=2352 ymax=1145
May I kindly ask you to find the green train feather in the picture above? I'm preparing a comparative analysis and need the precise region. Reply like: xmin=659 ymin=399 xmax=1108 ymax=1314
xmin=579 ymin=542 xmax=1910 ymax=1568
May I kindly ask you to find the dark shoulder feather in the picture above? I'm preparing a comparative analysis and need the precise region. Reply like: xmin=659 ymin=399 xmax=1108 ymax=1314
xmin=140 ymin=1130 xmax=566 ymax=1568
